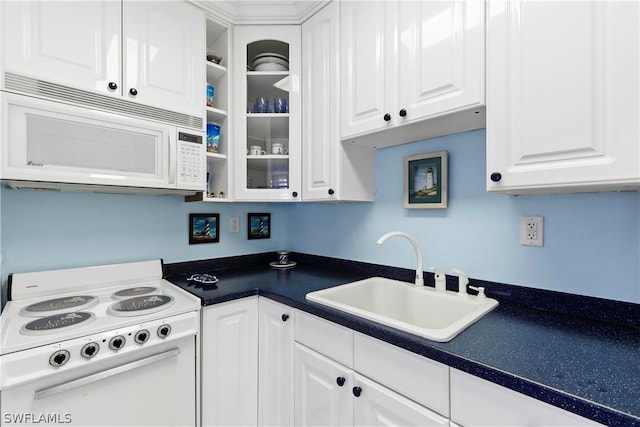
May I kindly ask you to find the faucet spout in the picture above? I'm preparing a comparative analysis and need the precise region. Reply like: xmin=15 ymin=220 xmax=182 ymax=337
xmin=376 ymin=232 xmax=424 ymax=286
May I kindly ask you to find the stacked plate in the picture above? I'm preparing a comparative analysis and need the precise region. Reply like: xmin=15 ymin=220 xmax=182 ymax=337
xmin=252 ymin=53 xmax=289 ymax=71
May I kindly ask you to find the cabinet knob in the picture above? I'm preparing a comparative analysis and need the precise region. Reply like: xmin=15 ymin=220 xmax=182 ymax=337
xmin=490 ymin=172 xmax=502 ymax=182
xmin=328 ymin=188 xmax=335 ymax=195
xmin=352 ymin=386 xmax=362 ymax=397
xmin=292 ymin=191 xmax=298 ymax=198
xmin=281 ymin=314 xmax=289 ymax=322
xmin=399 ymin=109 xmax=407 ymax=117
xmin=336 ymin=377 xmax=345 ymax=387
xmin=129 ymin=88 xmax=138 ymax=96
xmin=108 ymin=82 xmax=118 ymax=90
xmin=383 ymin=113 xmax=391 ymax=122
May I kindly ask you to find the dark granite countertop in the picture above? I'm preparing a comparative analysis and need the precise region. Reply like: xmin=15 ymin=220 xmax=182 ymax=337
xmin=165 ymin=254 xmax=640 ymax=427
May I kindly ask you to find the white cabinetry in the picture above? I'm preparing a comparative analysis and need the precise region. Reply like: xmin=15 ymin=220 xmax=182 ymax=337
xmin=258 ymin=298 xmax=295 ymax=427
xmin=340 ymin=0 xmax=485 ymax=149
xmin=301 ymin=1 xmax=374 ymax=201
xmin=486 ymin=0 xmax=640 ymax=194
xmin=201 ymin=297 xmax=258 ymax=427
xmin=233 ymin=26 xmax=302 ymax=201
xmin=2 ymin=0 xmax=205 ymax=122
xmin=294 ymin=311 xmax=448 ymax=427
xmin=450 ymin=369 xmax=601 ymax=426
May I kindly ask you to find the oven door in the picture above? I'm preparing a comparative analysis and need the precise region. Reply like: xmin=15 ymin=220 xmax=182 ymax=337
xmin=1 ymin=334 xmax=196 ymax=427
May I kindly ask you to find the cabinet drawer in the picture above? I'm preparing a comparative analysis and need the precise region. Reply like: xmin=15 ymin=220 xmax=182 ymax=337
xmin=450 ymin=369 xmax=602 ymax=426
xmin=354 ymin=333 xmax=449 ymax=417
xmin=294 ymin=310 xmax=353 ymax=368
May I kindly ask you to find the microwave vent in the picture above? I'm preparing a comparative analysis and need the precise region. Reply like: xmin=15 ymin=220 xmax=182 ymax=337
xmin=3 ymin=73 xmax=203 ymax=130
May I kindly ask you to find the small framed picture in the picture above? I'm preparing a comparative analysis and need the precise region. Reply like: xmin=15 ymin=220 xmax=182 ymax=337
xmin=404 ymin=151 xmax=448 ymax=209
xmin=189 ymin=213 xmax=220 ymax=244
xmin=248 ymin=213 xmax=271 ymax=240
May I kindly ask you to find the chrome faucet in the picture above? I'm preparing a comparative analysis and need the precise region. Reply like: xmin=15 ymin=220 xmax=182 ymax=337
xmin=376 ymin=232 xmax=424 ymax=286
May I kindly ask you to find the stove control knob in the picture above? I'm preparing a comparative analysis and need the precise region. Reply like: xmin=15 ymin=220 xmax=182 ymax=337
xmin=157 ymin=324 xmax=172 ymax=339
xmin=81 ymin=342 xmax=100 ymax=359
xmin=49 ymin=349 xmax=70 ymax=367
xmin=109 ymin=335 xmax=126 ymax=351
xmin=135 ymin=329 xmax=150 ymax=344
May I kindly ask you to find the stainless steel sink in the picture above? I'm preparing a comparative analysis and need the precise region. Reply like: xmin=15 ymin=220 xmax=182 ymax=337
xmin=306 ymin=277 xmax=498 ymax=342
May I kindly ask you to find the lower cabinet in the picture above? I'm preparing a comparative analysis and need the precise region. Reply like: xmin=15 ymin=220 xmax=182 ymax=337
xmin=450 ymin=369 xmax=602 ymax=426
xmin=200 ymin=297 xmax=603 ymax=427
xmin=201 ymin=297 xmax=258 ymax=427
xmin=293 ymin=310 xmax=448 ymax=427
xmin=258 ymin=298 xmax=295 ymax=426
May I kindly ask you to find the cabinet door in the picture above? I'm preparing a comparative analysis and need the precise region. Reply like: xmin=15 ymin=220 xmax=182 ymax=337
xmin=450 ymin=369 xmax=601 ymax=426
xmin=3 ymin=1 xmax=121 ymax=95
xmin=294 ymin=343 xmax=353 ymax=427
xmin=302 ymin=1 xmax=340 ymax=200
xmin=353 ymin=374 xmax=449 ymax=427
xmin=123 ymin=1 xmax=205 ymax=117
xmin=397 ymin=0 xmax=484 ymax=124
xmin=233 ymin=25 xmax=302 ymax=201
xmin=258 ymin=299 xmax=294 ymax=427
xmin=202 ymin=298 xmax=258 ymax=427
xmin=340 ymin=1 xmax=397 ymax=139
xmin=486 ymin=0 xmax=639 ymax=194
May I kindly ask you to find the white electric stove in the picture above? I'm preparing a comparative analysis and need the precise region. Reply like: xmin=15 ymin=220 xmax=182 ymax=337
xmin=0 ymin=260 xmax=201 ymax=427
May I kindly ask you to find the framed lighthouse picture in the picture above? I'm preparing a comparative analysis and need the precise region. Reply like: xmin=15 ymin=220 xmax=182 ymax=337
xmin=189 ymin=213 xmax=220 ymax=244
xmin=404 ymin=151 xmax=448 ymax=209
xmin=248 ymin=213 xmax=270 ymax=240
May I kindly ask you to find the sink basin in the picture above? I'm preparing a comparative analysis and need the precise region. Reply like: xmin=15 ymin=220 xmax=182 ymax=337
xmin=305 ymin=277 xmax=498 ymax=342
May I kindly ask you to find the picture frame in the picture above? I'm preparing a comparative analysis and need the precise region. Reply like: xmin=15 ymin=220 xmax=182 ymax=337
xmin=404 ymin=151 xmax=448 ymax=209
xmin=248 ymin=213 xmax=271 ymax=240
xmin=189 ymin=213 xmax=220 ymax=244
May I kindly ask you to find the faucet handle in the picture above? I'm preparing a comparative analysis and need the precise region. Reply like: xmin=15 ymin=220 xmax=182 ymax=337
xmin=450 ymin=268 xmax=469 ymax=294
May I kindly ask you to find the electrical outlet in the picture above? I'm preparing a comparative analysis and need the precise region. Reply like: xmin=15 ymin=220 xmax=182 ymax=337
xmin=230 ymin=217 xmax=240 ymax=233
xmin=521 ymin=216 xmax=544 ymax=247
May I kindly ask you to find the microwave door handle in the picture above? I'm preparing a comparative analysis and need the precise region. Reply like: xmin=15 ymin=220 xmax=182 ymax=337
xmin=34 ymin=348 xmax=180 ymax=400
xmin=168 ymin=133 xmax=176 ymax=185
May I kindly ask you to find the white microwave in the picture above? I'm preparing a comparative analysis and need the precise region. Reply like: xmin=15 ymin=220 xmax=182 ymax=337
xmin=0 ymin=93 xmax=206 ymax=194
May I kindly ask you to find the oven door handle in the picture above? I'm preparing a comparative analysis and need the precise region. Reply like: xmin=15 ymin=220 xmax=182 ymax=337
xmin=34 ymin=348 xmax=180 ymax=400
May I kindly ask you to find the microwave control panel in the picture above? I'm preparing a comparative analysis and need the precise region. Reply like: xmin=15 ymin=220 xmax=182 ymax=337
xmin=177 ymin=131 xmax=205 ymax=190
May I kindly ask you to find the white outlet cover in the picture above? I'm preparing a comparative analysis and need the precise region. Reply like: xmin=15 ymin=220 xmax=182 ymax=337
xmin=230 ymin=217 xmax=240 ymax=233
xmin=520 ymin=216 xmax=544 ymax=247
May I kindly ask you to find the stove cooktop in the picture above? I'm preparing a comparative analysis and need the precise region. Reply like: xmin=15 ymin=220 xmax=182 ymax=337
xmin=0 ymin=260 xmax=201 ymax=355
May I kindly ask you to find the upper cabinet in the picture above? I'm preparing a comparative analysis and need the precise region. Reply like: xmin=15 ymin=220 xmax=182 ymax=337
xmin=2 ymin=0 xmax=205 ymax=126
xmin=486 ymin=0 xmax=640 ymax=194
xmin=301 ymin=1 xmax=374 ymax=201
xmin=340 ymin=0 xmax=485 ymax=149
xmin=233 ymin=26 xmax=302 ymax=201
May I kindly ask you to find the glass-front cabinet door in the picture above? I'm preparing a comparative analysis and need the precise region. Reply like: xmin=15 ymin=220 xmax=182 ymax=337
xmin=233 ymin=26 xmax=301 ymax=201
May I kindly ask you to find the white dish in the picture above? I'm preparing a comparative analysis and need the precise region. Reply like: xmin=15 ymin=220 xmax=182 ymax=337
xmin=252 ymin=52 xmax=288 ymax=63
xmin=270 ymin=261 xmax=297 ymax=269
xmin=187 ymin=273 xmax=219 ymax=285
xmin=254 ymin=62 xmax=289 ymax=72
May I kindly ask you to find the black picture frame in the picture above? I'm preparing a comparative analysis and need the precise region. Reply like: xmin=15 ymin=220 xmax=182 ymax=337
xmin=189 ymin=213 xmax=220 ymax=244
xmin=248 ymin=213 xmax=271 ymax=240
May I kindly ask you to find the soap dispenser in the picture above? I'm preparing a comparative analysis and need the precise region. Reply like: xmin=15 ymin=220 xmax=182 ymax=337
xmin=432 ymin=268 xmax=446 ymax=291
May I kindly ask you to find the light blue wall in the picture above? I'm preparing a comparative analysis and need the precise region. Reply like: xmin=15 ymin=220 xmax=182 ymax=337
xmin=1 ymin=129 xmax=639 ymax=304
xmin=286 ymin=129 xmax=640 ymax=303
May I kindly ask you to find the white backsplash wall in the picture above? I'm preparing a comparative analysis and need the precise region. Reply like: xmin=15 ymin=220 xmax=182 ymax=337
xmin=285 ymin=129 xmax=640 ymax=304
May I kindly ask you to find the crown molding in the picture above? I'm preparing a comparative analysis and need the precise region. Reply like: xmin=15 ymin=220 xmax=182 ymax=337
xmin=192 ymin=0 xmax=330 ymax=25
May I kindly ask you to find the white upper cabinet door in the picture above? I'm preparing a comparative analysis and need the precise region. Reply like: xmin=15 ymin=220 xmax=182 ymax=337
xmin=397 ymin=1 xmax=484 ymax=124
xmin=123 ymin=1 xmax=205 ymax=117
xmin=3 ymin=1 xmax=121 ymax=95
xmin=486 ymin=0 xmax=640 ymax=194
xmin=340 ymin=1 xmax=396 ymax=139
